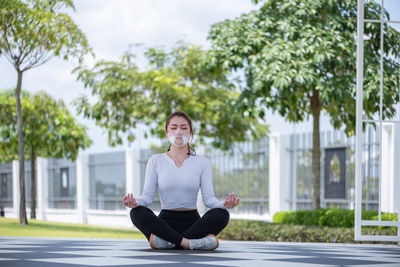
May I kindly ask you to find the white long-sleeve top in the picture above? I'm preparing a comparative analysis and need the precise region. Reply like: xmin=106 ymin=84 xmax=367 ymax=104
xmin=135 ymin=152 xmax=226 ymax=210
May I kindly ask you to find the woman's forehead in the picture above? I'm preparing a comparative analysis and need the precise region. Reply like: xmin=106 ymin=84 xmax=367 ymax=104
xmin=169 ymin=117 xmax=189 ymax=126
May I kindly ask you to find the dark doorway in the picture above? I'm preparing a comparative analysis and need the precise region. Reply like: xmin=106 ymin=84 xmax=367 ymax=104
xmin=324 ymin=147 xmax=346 ymax=199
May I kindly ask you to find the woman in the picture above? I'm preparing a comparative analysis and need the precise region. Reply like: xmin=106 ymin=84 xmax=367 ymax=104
xmin=122 ymin=111 xmax=239 ymax=250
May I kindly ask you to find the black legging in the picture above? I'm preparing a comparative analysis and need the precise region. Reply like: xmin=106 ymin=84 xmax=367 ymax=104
xmin=130 ymin=206 xmax=230 ymax=246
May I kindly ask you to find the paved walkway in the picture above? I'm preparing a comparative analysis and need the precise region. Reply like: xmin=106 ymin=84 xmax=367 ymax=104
xmin=0 ymin=236 xmax=399 ymax=266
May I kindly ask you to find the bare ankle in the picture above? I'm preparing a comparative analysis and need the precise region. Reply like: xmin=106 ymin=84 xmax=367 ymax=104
xmin=180 ymin=237 xmax=190 ymax=249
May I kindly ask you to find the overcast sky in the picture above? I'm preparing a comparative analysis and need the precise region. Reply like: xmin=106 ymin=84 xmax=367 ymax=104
xmin=1 ymin=0 xmax=399 ymax=154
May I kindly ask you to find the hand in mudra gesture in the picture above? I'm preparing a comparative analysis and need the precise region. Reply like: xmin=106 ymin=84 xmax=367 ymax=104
xmin=122 ymin=193 xmax=138 ymax=208
xmin=223 ymin=192 xmax=240 ymax=209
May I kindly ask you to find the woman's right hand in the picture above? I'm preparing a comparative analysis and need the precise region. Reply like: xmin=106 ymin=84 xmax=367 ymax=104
xmin=122 ymin=193 xmax=138 ymax=208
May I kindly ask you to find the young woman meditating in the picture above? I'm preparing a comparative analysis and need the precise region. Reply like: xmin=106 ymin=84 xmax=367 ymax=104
xmin=122 ymin=111 xmax=239 ymax=250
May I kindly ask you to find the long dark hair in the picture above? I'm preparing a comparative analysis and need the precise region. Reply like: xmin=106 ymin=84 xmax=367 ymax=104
xmin=165 ymin=111 xmax=196 ymax=155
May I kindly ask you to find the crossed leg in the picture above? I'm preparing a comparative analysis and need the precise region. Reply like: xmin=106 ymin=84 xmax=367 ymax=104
xmin=130 ymin=206 xmax=183 ymax=245
xmin=130 ymin=206 xmax=230 ymax=247
xmin=181 ymin=208 xmax=230 ymax=239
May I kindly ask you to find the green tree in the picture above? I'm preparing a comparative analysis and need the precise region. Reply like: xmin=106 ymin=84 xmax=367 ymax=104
xmin=208 ymin=0 xmax=400 ymax=209
xmin=0 ymin=0 xmax=91 ymax=224
xmin=0 ymin=89 xmax=92 ymax=219
xmin=73 ymin=42 xmax=268 ymax=149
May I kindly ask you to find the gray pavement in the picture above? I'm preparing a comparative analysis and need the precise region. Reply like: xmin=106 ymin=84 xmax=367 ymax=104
xmin=0 ymin=236 xmax=399 ymax=266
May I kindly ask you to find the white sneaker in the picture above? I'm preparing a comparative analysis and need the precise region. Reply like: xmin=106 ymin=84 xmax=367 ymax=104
xmin=149 ymin=233 xmax=176 ymax=249
xmin=189 ymin=234 xmax=219 ymax=250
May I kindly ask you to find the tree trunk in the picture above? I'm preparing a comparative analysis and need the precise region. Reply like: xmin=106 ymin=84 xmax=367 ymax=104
xmin=15 ymin=70 xmax=28 ymax=225
xmin=311 ymin=89 xmax=321 ymax=210
xmin=31 ymin=147 xmax=36 ymax=219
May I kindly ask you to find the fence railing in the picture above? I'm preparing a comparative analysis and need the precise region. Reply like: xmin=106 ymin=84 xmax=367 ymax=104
xmin=206 ymin=137 xmax=269 ymax=215
xmin=289 ymin=129 xmax=380 ymax=211
xmin=0 ymin=128 xmax=391 ymax=219
xmin=89 ymin=152 xmax=126 ymax=210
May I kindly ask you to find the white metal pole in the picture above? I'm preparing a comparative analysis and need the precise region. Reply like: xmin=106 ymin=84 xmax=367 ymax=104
xmin=76 ymin=154 xmax=89 ymax=224
xmin=377 ymin=0 xmax=385 ymax=222
xmin=36 ymin=158 xmax=48 ymax=221
xmin=12 ymin=160 xmax=20 ymax=219
xmin=355 ymin=0 xmax=365 ymax=241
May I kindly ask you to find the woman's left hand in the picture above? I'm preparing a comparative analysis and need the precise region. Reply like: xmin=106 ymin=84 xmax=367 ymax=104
xmin=223 ymin=192 xmax=240 ymax=209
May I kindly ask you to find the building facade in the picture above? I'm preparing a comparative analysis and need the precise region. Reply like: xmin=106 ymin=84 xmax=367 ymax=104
xmin=0 ymin=128 xmax=398 ymax=228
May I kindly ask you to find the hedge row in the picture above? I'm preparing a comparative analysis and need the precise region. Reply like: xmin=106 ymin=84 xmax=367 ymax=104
xmin=219 ymin=219 xmax=397 ymax=244
xmin=272 ymin=209 xmax=398 ymax=228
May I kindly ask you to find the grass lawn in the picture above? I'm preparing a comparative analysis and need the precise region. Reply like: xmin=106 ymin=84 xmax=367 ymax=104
xmin=0 ymin=217 xmax=145 ymax=239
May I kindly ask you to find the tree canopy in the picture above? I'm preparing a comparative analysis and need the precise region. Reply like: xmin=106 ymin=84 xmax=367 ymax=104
xmin=74 ymin=42 xmax=268 ymax=150
xmin=0 ymin=0 xmax=92 ymax=224
xmin=208 ymin=0 xmax=400 ymax=208
xmin=0 ymin=0 xmax=91 ymax=71
xmin=209 ymin=0 xmax=400 ymax=133
xmin=0 ymin=89 xmax=92 ymax=162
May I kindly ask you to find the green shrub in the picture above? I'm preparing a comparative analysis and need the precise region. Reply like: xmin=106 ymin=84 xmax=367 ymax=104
xmin=273 ymin=209 xmax=329 ymax=226
xmin=297 ymin=209 xmax=328 ymax=226
xmin=371 ymin=213 xmax=398 ymax=221
xmin=362 ymin=210 xmax=378 ymax=220
xmin=319 ymin=209 xmax=354 ymax=227
xmin=273 ymin=209 xmax=397 ymax=228
xmin=273 ymin=211 xmax=296 ymax=224
xmin=219 ymin=219 xmax=396 ymax=244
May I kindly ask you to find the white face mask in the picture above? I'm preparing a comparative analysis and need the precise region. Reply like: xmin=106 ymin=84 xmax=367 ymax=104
xmin=167 ymin=129 xmax=191 ymax=147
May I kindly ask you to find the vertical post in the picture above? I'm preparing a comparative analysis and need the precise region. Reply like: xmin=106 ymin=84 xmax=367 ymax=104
xmin=355 ymin=0 xmax=364 ymax=241
xmin=396 ymin=124 xmax=400 ymax=246
xmin=36 ymin=158 xmax=48 ymax=220
xmin=377 ymin=0 xmax=385 ymax=222
xmin=290 ymin=133 xmax=298 ymax=211
xmin=76 ymin=154 xmax=89 ymax=224
xmin=12 ymin=160 xmax=20 ymax=219
xmin=269 ymin=133 xmax=291 ymax=218
xmin=393 ymin=124 xmax=400 ymax=215
xmin=131 ymin=149 xmax=142 ymax=198
xmin=381 ymin=124 xmax=393 ymax=212
xmin=125 ymin=148 xmax=134 ymax=197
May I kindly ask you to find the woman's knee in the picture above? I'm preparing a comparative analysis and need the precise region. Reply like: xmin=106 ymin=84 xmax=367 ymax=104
xmin=208 ymin=208 xmax=230 ymax=225
xmin=129 ymin=206 xmax=151 ymax=224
